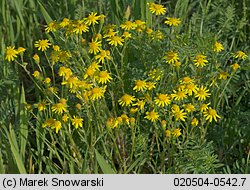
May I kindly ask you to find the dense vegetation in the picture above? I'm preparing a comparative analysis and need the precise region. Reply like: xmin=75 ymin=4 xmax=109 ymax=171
xmin=0 ymin=0 xmax=249 ymax=174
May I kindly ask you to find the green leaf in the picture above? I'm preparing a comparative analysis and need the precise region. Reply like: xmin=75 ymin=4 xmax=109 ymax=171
xmin=37 ymin=0 xmax=53 ymax=24
xmin=95 ymin=149 xmax=115 ymax=174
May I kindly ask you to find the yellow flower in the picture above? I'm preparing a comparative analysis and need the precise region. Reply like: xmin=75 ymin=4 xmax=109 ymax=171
xmin=152 ymin=30 xmax=164 ymax=40
xmin=194 ymin=54 xmax=208 ymax=67
xmin=148 ymin=3 xmax=167 ymax=15
xmin=165 ymin=130 xmax=171 ymax=137
xmin=52 ymin=101 xmax=67 ymax=115
xmin=106 ymin=117 xmax=119 ymax=128
xmin=164 ymin=17 xmax=181 ymax=26
xmin=185 ymin=83 xmax=198 ymax=96
xmin=171 ymin=104 xmax=180 ymax=113
xmin=73 ymin=20 xmax=89 ymax=34
xmin=133 ymin=80 xmax=148 ymax=92
xmin=233 ymin=51 xmax=248 ymax=60
xmin=89 ymin=40 xmax=102 ymax=55
xmin=85 ymin=12 xmax=100 ymax=26
xmin=135 ymin=20 xmax=146 ymax=32
xmin=219 ymin=71 xmax=229 ymax=80
xmin=33 ymin=54 xmax=40 ymax=63
xmin=76 ymin=103 xmax=81 ymax=110
xmin=172 ymin=128 xmax=182 ymax=137
xmin=90 ymin=86 xmax=106 ymax=101
xmin=203 ymin=108 xmax=221 ymax=122
xmin=58 ymin=67 xmax=72 ymax=79
xmin=48 ymin=87 xmax=58 ymax=94
xmin=145 ymin=110 xmax=159 ymax=122
xmin=184 ymin=103 xmax=195 ymax=113
xmin=130 ymin=107 xmax=138 ymax=114
xmin=118 ymin=94 xmax=135 ymax=107
xmin=148 ymin=69 xmax=163 ymax=81
xmin=5 ymin=46 xmax=18 ymax=62
xmin=161 ymin=120 xmax=167 ymax=129
xmin=123 ymin=31 xmax=132 ymax=39
xmin=171 ymin=89 xmax=187 ymax=101
xmin=42 ymin=118 xmax=55 ymax=128
xmin=53 ymin=45 xmax=60 ymax=51
xmin=164 ymin=51 xmax=179 ymax=64
xmin=95 ymin=50 xmax=111 ymax=63
xmin=173 ymin=109 xmax=187 ymax=121
xmin=195 ymin=86 xmax=211 ymax=101
xmin=191 ymin=118 xmax=199 ymax=126
xmin=45 ymin=20 xmax=58 ymax=32
xmin=98 ymin=70 xmax=112 ymax=84
xmin=34 ymin=39 xmax=51 ymax=51
xmin=154 ymin=93 xmax=171 ymax=107
xmin=120 ymin=21 xmax=137 ymax=30
xmin=51 ymin=120 xmax=62 ymax=133
xmin=60 ymin=18 xmax=71 ymax=28
xmin=32 ymin=70 xmax=40 ymax=78
xmin=213 ymin=41 xmax=224 ymax=52
xmin=71 ymin=116 xmax=83 ymax=129
xmin=36 ymin=100 xmax=47 ymax=111
xmin=179 ymin=76 xmax=194 ymax=84
xmin=61 ymin=76 xmax=79 ymax=89
xmin=230 ymin=63 xmax=240 ymax=71
xmin=200 ymin=103 xmax=210 ymax=112
xmin=133 ymin=99 xmax=145 ymax=110
xmin=43 ymin=77 xmax=51 ymax=84
xmin=62 ymin=114 xmax=69 ymax=122
xmin=147 ymin=82 xmax=156 ymax=90
xmin=106 ymin=35 xmax=124 ymax=46
xmin=17 ymin=47 xmax=26 ymax=54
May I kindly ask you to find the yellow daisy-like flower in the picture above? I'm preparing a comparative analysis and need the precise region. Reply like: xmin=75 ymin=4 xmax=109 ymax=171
xmin=133 ymin=80 xmax=148 ymax=92
xmin=144 ymin=110 xmax=159 ymax=122
xmin=85 ymin=12 xmax=100 ymax=26
xmin=133 ymin=99 xmax=146 ymax=110
xmin=230 ymin=63 xmax=240 ymax=71
xmin=42 ymin=118 xmax=55 ymax=128
xmin=73 ymin=20 xmax=89 ymax=34
xmin=147 ymin=82 xmax=156 ymax=90
xmin=106 ymin=35 xmax=124 ymax=46
xmin=89 ymin=40 xmax=102 ymax=55
xmin=34 ymin=39 xmax=51 ymax=51
xmin=123 ymin=31 xmax=132 ymax=39
xmin=184 ymin=103 xmax=195 ymax=113
xmin=195 ymin=86 xmax=211 ymax=101
xmin=60 ymin=18 xmax=71 ymax=28
xmin=200 ymin=103 xmax=210 ymax=112
xmin=36 ymin=100 xmax=47 ymax=111
xmin=43 ymin=77 xmax=51 ymax=84
xmin=45 ymin=20 xmax=58 ymax=33
xmin=118 ymin=94 xmax=136 ymax=107
xmin=51 ymin=101 xmax=68 ymax=115
xmin=32 ymin=70 xmax=40 ymax=78
xmin=5 ymin=46 xmax=18 ymax=62
xmin=90 ymin=86 xmax=106 ymax=101
xmin=51 ymin=120 xmax=62 ymax=133
xmin=219 ymin=71 xmax=229 ymax=80
xmin=148 ymin=69 xmax=163 ymax=81
xmin=148 ymin=3 xmax=167 ymax=15
xmin=95 ymin=50 xmax=111 ymax=63
xmin=233 ymin=51 xmax=248 ymax=60
xmin=164 ymin=51 xmax=179 ymax=64
xmin=154 ymin=93 xmax=171 ymax=107
xmin=172 ymin=128 xmax=182 ymax=137
xmin=58 ymin=67 xmax=72 ymax=80
xmin=171 ymin=89 xmax=187 ymax=101
xmin=98 ymin=70 xmax=112 ymax=84
xmin=62 ymin=114 xmax=69 ymax=122
xmin=61 ymin=76 xmax=79 ymax=89
xmin=179 ymin=76 xmax=194 ymax=84
xmin=185 ymin=83 xmax=198 ymax=96
xmin=33 ymin=54 xmax=40 ymax=63
xmin=164 ymin=17 xmax=181 ymax=26
xmin=174 ymin=109 xmax=187 ymax=122
xmin=165 ymin=130 xmax=171 ymax=137
xmin=203 ymin=108 xmax=221 ymax=122
xmin=17 ymin=47 xmax=26 ymax=54
xmin=71 ymin=116 xmax=83 ymax=129
xmin=213 ymin=41 xmax=224 ymax=52
xmin=194 ymin=54 xmax=208 ymax=67
xmin=191 ymin=117 xmax=199 ymax=127
xmin=120 ymin=21 xmax=137 ymax=30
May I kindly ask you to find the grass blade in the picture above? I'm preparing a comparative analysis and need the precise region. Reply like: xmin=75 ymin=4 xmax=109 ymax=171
xmin=95 ymin=149 xmax=115 ymax=174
